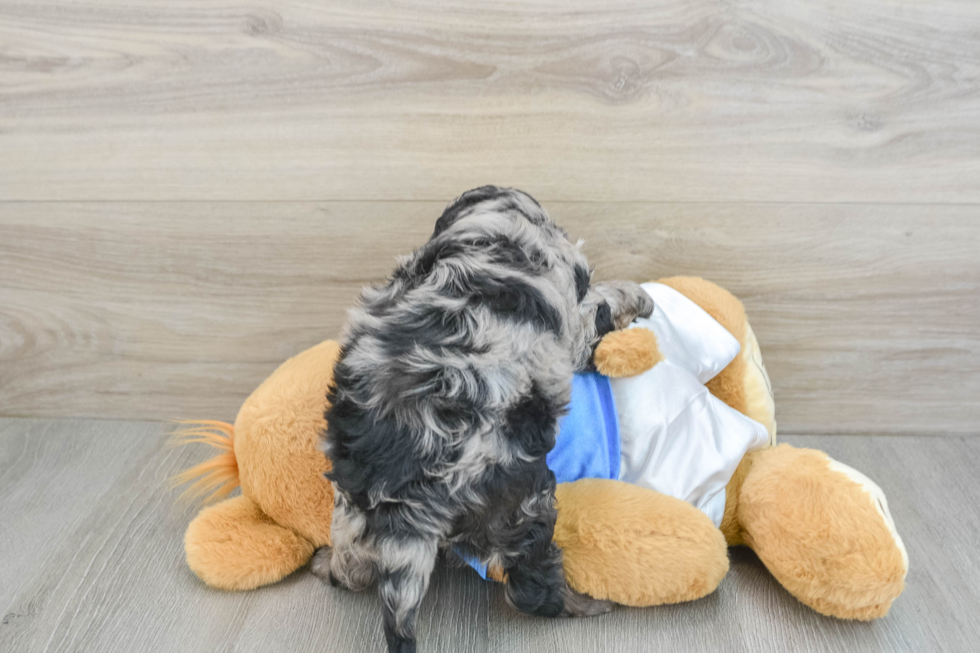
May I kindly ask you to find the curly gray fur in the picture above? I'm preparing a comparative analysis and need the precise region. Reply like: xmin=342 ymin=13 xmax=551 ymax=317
xmin=317 ymin=186 xmax=651 ymax=653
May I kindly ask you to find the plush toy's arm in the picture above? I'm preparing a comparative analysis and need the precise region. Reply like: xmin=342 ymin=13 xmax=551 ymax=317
xmin=594 ymin=328 xmax=663 ymax=378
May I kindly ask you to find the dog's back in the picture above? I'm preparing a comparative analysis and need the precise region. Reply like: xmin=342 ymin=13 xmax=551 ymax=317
xmin=327 ymin=187 xmax=595 ymax=508
xmin=322 ymin=187 xmax=612 ymax=653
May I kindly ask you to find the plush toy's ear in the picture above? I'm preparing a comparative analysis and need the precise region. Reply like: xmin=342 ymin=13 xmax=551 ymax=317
xmin=593 ymin=328 xmax=663 ymax=378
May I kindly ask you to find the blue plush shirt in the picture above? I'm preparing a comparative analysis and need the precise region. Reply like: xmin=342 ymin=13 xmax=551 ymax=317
xmin=462 ymin=372 xmax=620 ymax=579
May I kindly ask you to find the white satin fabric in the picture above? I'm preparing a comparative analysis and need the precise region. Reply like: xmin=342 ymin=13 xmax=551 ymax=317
xmin=610 ymin=283 xmax=770 ymax=527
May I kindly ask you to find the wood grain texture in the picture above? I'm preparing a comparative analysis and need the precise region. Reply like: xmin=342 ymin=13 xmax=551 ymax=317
xmin=1 ymin=419 xmax=978 ymax=652
xmin=2 ymin=201 xmax=978 ymax=434
xmin=0 ymin=0 xmax=978 ymax=202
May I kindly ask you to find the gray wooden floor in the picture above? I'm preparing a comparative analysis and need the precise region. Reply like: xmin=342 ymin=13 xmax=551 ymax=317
xmin=1 ymin=418 xmax=977 ymax=653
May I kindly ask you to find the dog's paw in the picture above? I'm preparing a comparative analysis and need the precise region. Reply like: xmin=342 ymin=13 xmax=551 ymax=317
xmin=560 ymin=586 xmax=615 ymax=618
xmin=310 ymin=546 xmax=333 ymax=582
xmin=504 ymin=572 xmax=566 ymax=618
xmin=312 ymin=546 xmax=375 ymax=591
xmin=591 ymin=280 xmax=654 ymax=328
xmin=635 ymin=286 xmax=655 ymax=320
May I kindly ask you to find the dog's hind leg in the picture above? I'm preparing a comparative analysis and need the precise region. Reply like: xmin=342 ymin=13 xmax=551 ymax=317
xmin=316 ymin=492 xmax=375 ymax=591
xmin=501 ymin=513 xmax=567 ymax=618
xmin=488 ymin=468 xmax=614 ymax=619
xmin=502 ymin=517 xmax=614 ymax=618
xmin=376 ymin=534 xmax=439 ymax=653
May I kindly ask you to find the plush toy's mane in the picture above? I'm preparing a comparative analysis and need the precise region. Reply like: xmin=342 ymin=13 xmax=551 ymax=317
xmin=169 ymin=420 xmax=240 ymax=503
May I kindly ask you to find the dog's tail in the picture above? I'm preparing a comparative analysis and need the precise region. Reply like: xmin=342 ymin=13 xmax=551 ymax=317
xmin=169 ymin=420 xmax=240 ymax=504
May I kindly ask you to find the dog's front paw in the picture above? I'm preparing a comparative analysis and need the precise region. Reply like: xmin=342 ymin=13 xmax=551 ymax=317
xmin=634 ymin=286 xmax=655 ymax=320
xmin=592 ymin=280 xmax=654 ymax=328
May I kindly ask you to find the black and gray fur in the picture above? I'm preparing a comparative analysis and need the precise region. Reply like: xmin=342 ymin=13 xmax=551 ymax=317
xmin=315 ymin=186 xmax=653 ymax=653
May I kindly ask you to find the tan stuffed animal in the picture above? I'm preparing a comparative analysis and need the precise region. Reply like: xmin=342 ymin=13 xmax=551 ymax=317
xmin=174 ymin=277 xmax=906 ymax=620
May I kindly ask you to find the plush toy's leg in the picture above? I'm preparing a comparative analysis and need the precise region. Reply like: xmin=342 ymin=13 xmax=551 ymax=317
xmin=554 ymin=479 xmax=730 ymax=607
xmin=185 ymin=495 xmax=315 ymax=591
xmin=736 ymin=445 xmax=908 ymax=620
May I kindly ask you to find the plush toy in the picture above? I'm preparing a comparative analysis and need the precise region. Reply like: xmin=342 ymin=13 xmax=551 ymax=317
xmin=173 ymin=277 xmax=907 ymax=620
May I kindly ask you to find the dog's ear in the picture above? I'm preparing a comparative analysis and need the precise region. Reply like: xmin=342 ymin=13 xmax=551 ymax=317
xmin=574 ymin=265 xmax=591 ymax=303
xmin=582 ymin=300 xmax=619 ymax=373
xmin=432 ymin=186 xmax=504 ymax=237
xmin=580 ymin=302 xmax=616 ymax=375
xmin=503 ymin=383 xmax=560 ymax=457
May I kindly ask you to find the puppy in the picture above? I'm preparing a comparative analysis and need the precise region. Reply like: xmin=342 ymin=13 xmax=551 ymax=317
xmin=315 ymin=187 xmax=652 ymax=652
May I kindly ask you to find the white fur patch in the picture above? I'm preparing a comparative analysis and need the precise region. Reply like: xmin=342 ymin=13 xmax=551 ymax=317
xmin=826 ymin=459 xmax=909 ymax=574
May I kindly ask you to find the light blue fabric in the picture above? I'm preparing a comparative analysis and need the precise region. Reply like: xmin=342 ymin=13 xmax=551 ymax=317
xmin=547 ymin=372 xmax=620 ymax=484
xmin=462 ymin=372 xmax=620 ymax=579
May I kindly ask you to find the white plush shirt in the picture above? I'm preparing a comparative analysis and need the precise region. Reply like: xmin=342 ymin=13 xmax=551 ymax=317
xmin=610 ymin=283 xmax=770 ymax=527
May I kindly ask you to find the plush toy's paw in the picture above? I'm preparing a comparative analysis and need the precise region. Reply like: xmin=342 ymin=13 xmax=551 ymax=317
xmin=738 ymin=445 xmax=907 ymax=620
xmin=594 ymin=328 xmax=663 ymax=378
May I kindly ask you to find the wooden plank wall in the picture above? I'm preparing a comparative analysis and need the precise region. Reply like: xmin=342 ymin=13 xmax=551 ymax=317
xmin=1 ymin=0 xmax=978 ymax=434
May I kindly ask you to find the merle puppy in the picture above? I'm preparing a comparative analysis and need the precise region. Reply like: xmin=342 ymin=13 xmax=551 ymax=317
xmin=315 ymin=187 xmax=652 ymax=653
